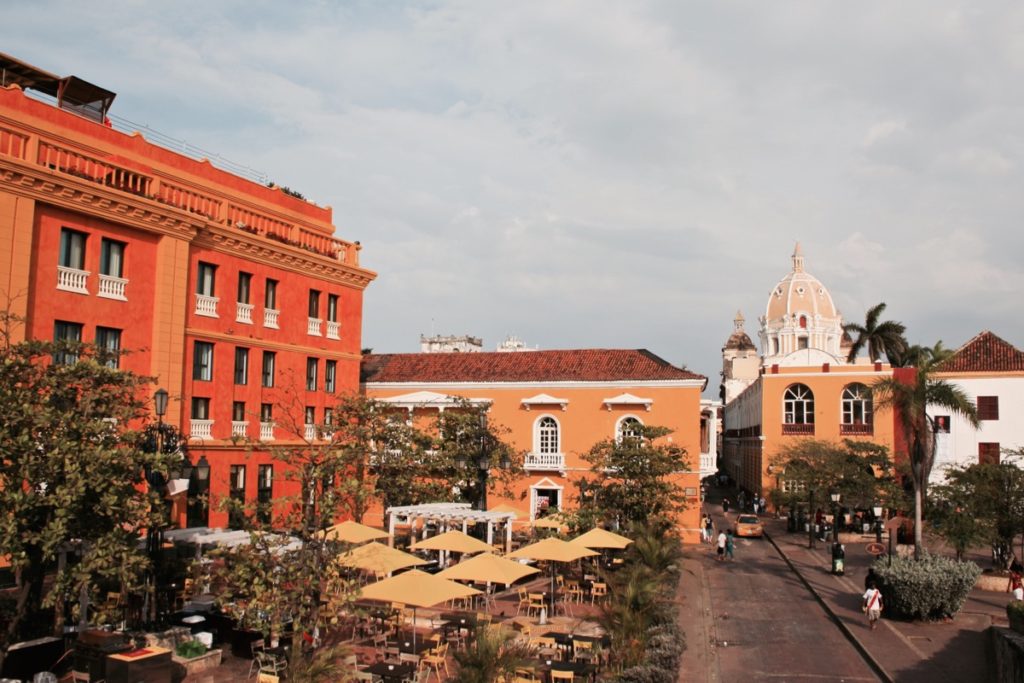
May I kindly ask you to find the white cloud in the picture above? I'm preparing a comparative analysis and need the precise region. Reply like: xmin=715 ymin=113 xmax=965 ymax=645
xmin=4 ymin=0 xmax=1023 ymax=380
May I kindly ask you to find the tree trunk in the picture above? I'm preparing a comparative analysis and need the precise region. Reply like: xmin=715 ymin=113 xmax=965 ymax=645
xmin=914 ymin=483 xmax=923 ymax=560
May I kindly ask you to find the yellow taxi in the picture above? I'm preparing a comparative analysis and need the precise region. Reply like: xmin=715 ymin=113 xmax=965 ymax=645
xmin=734 ymin=514 xmax=764 ymax=538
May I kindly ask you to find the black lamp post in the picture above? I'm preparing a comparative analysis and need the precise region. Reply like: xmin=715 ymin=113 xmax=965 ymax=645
xmin=456 ymin=411 xmax=510 ymax=511
xmin=808 ymin=488 xmax=816 ymax=549
xmin=831 ymin=491 xmax=841 ymax=543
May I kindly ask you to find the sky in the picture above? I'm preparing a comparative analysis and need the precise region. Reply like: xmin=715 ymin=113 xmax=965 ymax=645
xmin=5 ymin=1 xmax=1024 ymax=390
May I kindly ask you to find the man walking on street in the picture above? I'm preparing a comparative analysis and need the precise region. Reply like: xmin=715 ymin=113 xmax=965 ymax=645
xmin=717 ymin=530 xmax=727 ymax=561
xmin=725 ymin=530 xmax=735 ymax=561
xmin=863 ymin=581 xmax=883 ymax=630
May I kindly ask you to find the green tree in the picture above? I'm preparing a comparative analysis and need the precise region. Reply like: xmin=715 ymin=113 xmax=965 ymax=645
xmin=452 ymin=626 xmax=533 ymax=683
xmin=843 ymin=302 xmax=907 ymax=364
xmin=0 ymin=319 xmax=176 ymax=668
xmin=930 ymin=458 xmax=1024 ymax=566
xmin=580 ymin=424 xmax=690 ymax=528
xmin=872 ymin=359 xmax=980 ymax=559
xmin=768 ymin=439 xmax=903 ymax=513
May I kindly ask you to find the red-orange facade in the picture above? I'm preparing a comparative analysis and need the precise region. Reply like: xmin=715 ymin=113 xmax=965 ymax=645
xmin=0 ymin=76 xmax=375 ymax=528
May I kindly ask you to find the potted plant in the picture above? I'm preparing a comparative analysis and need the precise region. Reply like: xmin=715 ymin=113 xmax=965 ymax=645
xmin=172 ymin=639 xmax=223 ymax=678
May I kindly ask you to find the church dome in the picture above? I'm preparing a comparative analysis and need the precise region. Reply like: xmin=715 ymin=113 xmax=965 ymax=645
xmin=764 ymin=243 xmax=838 ymax=324
xmin=723 ymin=310 xmax=757 ymax=351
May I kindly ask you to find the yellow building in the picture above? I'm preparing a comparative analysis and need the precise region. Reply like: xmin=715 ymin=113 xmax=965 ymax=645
xmin=721 ymin=246 xmax=897 ymax=497
xmin=362 ymin=348 xmax=709 ymax=542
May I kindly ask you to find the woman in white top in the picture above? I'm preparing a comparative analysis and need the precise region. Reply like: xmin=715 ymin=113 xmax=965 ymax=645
xmin=863 ymin=582 xmax=883 ymax=630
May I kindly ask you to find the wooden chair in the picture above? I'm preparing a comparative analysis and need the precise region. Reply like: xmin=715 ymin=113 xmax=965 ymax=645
xmin=343 ymin=654 xmax=359 ymax=668
xmin=399 ymin=652 xmax=421 ymax=668
xmin=421 ymin=641 xmax=450 ymax=681
xmin=590 ymin=582 xmax=608 ymax=604
xmin=564 ymin=580 xmax=584 ymax=604
xmin=527 ymin=593 xmax=546 ymax=619
xmin=372 ymin=633 xmax=389 ymax=661
xmin=550 ymin=670 xmax=574 ymax=682
xmin=71 ymin=672 xmax=90 ymax=683
xmin=247 ymin=638 xmax=266 ymax=678
xmin=530 ymin=636 xmax=559 ymax=661
xmin=256 ymin=651 xmax=289 ymax=678
xmin=572 ymin=639 xmax=595 ymax=664
xmin=516 ymin=588 xmax=530 ymax=616
xmin=351 ymin=671 xmax=381 ymax=683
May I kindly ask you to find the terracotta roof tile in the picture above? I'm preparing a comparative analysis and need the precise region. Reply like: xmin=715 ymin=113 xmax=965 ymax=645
xmin=361 ymin=349 xmax=706 ymax=384
xmin=935 ymin=331 xmax=1024 ymax=373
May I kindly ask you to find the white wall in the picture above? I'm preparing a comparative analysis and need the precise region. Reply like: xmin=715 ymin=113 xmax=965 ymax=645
xmin=930 ymin=375 xmax=1024 ymax=482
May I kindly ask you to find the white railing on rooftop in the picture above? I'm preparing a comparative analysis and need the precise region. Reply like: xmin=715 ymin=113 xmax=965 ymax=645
xmin=57 ymin=266 xmax=89 ymax=294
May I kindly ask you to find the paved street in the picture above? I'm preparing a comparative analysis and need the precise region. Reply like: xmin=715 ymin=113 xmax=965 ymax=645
xmin=680 ymin=498 xmax=881 ymax=683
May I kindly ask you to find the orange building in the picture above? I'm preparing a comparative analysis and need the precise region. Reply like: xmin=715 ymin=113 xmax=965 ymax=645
xmin=721 ymin=246 xmax=897 ymax=497
xmin=0 ymin=53 xmax=375 ymax=528
xmin=362 ymin=349 xmax=709 ymax=542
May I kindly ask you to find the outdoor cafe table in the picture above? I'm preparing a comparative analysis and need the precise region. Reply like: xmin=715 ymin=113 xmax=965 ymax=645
xmin=395 ymin=636 xmax=434 ymax=655
xmin=439 ymin=611 xmax=478 ymax=636
xmin=542 ymin=631 xmax=610 ymax=652
xmin=365 ymin=661 xmax=415 ymax=683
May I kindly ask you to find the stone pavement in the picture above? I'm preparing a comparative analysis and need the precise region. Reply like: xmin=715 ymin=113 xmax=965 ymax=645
xmin=764 ymin=516 xmax=1006 ymax=683
xmin=678 ymin=482 xmax=1011 ymax=683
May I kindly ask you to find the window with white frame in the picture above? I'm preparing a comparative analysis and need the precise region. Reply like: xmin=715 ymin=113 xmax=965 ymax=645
xmin=617 ymin=416 xmax=644 ymax=443
xmin=536 ymin=416 xmax=560 ymax=454
xmin=841 ymin=383 xmax=872 ymax=425
xmin=783 ymin=384 xmax=814 ymax=424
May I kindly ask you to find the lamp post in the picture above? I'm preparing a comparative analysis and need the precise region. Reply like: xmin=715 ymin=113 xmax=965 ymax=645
xmin=831 ymin=491 xmax=841 ymax=544
xmin=456 ymin=411 xmax=511 ymax=511
xmin=808 ymin=488 xmax=815 ymax=549
xmin=873 ymin=504 xmax=883 ymax=544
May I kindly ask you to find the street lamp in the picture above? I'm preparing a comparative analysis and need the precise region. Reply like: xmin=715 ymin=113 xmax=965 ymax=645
xmin=873 ymin=504 xmax=883 ymax=543
xmin=831 ymin=491 xmax=841 ymax=544
xmin=808 ymin=488 xmax=816 ymax=549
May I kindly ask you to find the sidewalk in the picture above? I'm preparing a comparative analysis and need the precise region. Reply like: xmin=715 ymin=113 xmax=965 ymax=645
xmin=764 ymin=516 xmax=1004 ymax=683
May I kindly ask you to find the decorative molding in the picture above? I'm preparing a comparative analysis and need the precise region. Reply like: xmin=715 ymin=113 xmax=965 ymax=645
xmin=185 ymin=327 xmax=361 ymax=360
xmin=520 ymin=393 xmax=570 ymax=411
xmin=602 ymin=392 xmax=654 ymax=411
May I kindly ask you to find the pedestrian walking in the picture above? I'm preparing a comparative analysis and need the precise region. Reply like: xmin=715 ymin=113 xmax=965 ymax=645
xmin=1008 ymin=568 xmax=1023 ymax=602
xmin=863 ymin=581 xmax=883 ymax=630
xmin=864 ymin=567 xmax=877 ymax=591
xmin=752 ymin=498 xmax=760 ymax=514
xmin=716 ymin=530 xmax=727 ymax=561
xmin=722 ymin=498 xmax=730 ymax=513
xmin=703 ymin=514 xmax=715 ymax=544
xmin=759 ymin=496 xmax=766 ymax=513
xmin=725 ymin=531 xmax=735 ymax=561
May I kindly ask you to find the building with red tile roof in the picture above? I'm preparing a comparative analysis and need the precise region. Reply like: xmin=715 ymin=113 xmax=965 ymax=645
xmin=931 ymin=331 xmax=1024 ymax=480
xmin=363 ymin=348 xmax=710 ymax=542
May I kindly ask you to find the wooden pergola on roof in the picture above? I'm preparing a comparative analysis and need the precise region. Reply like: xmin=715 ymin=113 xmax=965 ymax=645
xmin=0 ymin=51 xmax=116 ymax=123
xmin=385 ymin=503 xmax=518 ymax=555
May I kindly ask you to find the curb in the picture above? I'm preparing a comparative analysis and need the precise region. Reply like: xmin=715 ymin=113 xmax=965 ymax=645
xmin=764 ymin=529 xmax=895 ymax=683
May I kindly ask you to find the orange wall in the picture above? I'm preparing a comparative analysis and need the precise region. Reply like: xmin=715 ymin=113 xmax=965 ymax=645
xmin=366 ymin=383 xmax=705 ymax=543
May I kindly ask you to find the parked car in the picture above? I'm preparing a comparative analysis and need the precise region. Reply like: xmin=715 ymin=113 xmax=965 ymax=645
xmin=734 ymin=514 xmax=764 ymax=538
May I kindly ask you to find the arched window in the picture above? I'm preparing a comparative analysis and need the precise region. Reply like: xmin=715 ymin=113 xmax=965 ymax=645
xmin=536 ymin=416 xmax=560 ymax=454
xmin=617 ymin=416 xmax=644 ymax=443
xmin=783 ymin=384 xmax=814 ymax=434
xmin=841 ymin=383 xmax=873 ymax=434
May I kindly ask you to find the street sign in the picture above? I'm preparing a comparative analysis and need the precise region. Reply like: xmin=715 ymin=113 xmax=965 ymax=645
xmin=866 ymin=542 xmax=885 ymax=556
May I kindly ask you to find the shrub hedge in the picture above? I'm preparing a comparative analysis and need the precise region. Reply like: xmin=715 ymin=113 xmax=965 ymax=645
xmin=1007 ymin=600 xmax=1024 ymax=634
xmin=873 ymin=553 xmax=980 ymax=620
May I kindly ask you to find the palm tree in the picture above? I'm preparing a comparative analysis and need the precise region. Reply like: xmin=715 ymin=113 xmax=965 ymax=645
xmin=843 ymin=303 xmax=907 ymax=364
xmin=872 ymin=361 xmax=979 ymax=559
xmin=452 ymin=625 xmax=533 ymax=683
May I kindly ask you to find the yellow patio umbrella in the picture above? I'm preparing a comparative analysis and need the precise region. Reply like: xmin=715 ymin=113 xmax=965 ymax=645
xmin=337 ymin=541 xmax=427 ymax=576
xmin=508 ymin=537 xmax=598 ymax=613
xmin=569 ymin=527 xmax=633 ymax=550
xmin=410 ymin=530 xmax=494 ymax=555
xmin=359 ymin=569 xmax=481 ymax=649
xmin=322 ymin=520 xmax=389 ymax=544
xmin=437 ymin=552 xmax=540 ymax=586
xmin=488 ymin=504 xmax=520 ymax=516
xmin=532 ymin=517 xmax=565 ymax=530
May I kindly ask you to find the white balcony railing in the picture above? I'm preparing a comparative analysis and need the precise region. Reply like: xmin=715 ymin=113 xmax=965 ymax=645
xmin=264 ymin=308 xmax=280 ymax=329
xmin=699 ymin=452 xmax=716 ymax=477
xmin=260 ymin=421 xmax=275 ymax=441
xmin=97 ymin=274 xmax=128 ymax=300
xmin=236 ymin=302 xmax=254 ymax=324
xmin=307 ymin=317 xmax=322 ymax=336
xmin=304 ymin=424 xmax=317 ymax=442
xmin=232 ymin=421 xmax=249 ymax=438
xmin=190 ymin=419 xmax=214 ymax=440
xmin=326 ymin=320 xmax=341 ymax=339
xmin=524 ymin=453 xmax=566 ymax=471
xmin=57 ymin=266 xmax=89 ymax=294
xmin=195 ymin=293 xmax=219 ymax=317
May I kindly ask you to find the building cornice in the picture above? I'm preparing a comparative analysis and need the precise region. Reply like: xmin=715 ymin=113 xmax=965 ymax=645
xmin=195 ymin=224 xmax=375 ymax=290
xmin=0 ymin=157 xmax=202 ymax=239
xmin=363 ymin=379 xmax=706 ymax=391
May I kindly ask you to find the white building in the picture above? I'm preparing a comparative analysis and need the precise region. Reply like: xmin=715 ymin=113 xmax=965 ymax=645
xmin=419 ymin=334 xmax=483 ymax=353
xmin=930 ymin=331 xmax=1024 ymax=482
